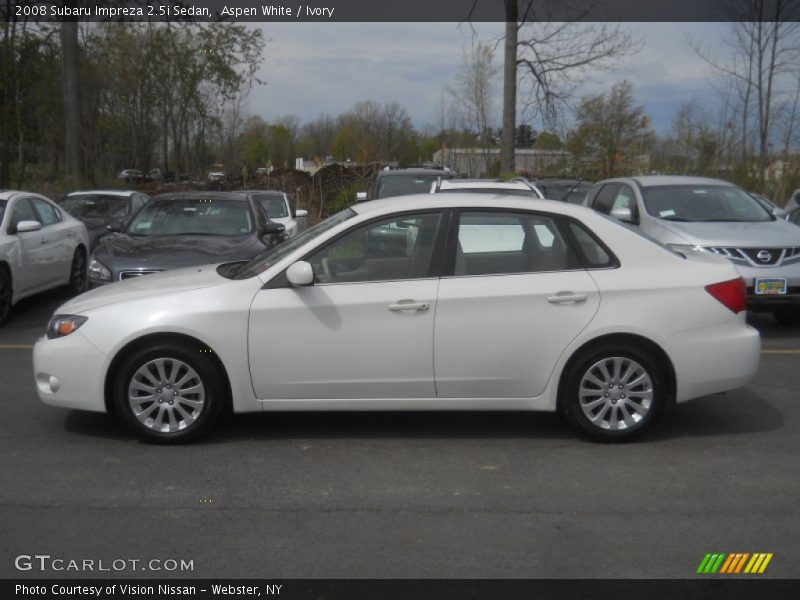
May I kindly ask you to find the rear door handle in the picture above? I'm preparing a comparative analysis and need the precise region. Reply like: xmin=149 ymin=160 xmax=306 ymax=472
xmin=547 ymin=292 xmax=587 ymax=304
xmin=388 ymin=300 xmax=429 ymax=312
xmin=39 ymin=238 xmax=49 ymax=244
xmin=66 ymin=231 xmax=76 ymax=238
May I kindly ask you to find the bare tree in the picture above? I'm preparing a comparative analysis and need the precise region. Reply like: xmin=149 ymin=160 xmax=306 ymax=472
xmin=468 ymin=0 xmax=638 ymax=173
xmin=690 ymin=0 xmax=800 ymax=180
xmin=447 ymin=42 xmax=498 ymax=149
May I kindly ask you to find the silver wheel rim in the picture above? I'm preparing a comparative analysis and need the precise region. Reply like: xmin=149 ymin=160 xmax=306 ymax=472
xmin=127 ymin=358 xmax=205 ymax=433
xmin=578 ymin=356 xmax=653 ymax=431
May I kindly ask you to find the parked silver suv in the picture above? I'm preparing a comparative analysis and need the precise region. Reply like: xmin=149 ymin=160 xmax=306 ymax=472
xmin=585 ymin=175 xmax=800 ymax=326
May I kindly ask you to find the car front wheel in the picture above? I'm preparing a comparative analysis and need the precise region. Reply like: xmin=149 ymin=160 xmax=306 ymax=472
xmin=562 ymin=344 xmax=665 ymax=442
xmin=114 ymin=343 xmax=225 ymax=443
xmin=66 ymin=247 xmax=87 ymax=294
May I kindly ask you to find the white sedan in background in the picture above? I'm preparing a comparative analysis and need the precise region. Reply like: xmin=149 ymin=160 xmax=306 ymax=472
xmin=0 ymin=191 xmax=90 ymax=326
xmin=34 ymin=194 xmax=760 ymax=443
xmin=251 ymin=190 xmax=308 ymax=238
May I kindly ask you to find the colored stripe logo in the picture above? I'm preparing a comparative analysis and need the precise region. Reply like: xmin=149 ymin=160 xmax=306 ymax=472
xmin=696 ymin=553 xmax=773 ymax=574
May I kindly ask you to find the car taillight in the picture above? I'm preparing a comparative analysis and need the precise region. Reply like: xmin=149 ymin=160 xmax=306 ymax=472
xmin=705 ymin=277 xmax=746 ymax=314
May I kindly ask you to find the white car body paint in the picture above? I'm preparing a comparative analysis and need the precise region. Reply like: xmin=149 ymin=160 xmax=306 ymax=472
xmin=34 ymin=195 xmax=760 ymax=421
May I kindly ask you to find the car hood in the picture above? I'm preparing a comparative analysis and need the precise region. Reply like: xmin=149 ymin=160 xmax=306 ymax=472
xmin=93 ymin=233 xmax=262 ymax=270
xmin=58 ymin=264 xmax=225 ymax=314
xmin=651 ymin=219 xmax=800 ymax=247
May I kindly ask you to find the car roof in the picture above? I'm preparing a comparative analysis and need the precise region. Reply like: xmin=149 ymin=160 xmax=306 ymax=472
xmin=249 ymin=190 xmax=286 ymax=196
xmin=377 ymin=168 xmax=450 ymax=177
xmin=151 ymin=191 xmax=249 ymax=201
xmin=66 ymin=190 xmax=138 ymax=197
xmin=0 ymin=190 xmax=48 ymax=201
xmin=351 ymin=192 xmax=590 ymax=218
xmin=628 ymin=175 xmax=736 ymax=188
xmin=438 ymin=180 xmax=532 ymax=190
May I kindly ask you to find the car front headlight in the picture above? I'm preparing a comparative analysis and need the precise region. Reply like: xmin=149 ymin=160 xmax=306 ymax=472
xmin=88 ymin=256 xmax=111 ymax=281
xmin=46 ymin=315 xmax=88 ymax=339
xmin=667 ymin=244 xmax=706 ymax=255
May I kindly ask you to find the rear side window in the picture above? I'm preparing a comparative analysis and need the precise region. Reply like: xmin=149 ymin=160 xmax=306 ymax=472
xmin=454 ymin=211 xmax=580 ymax=276
xmin=568 ymin=222 xmax=615 ymax=268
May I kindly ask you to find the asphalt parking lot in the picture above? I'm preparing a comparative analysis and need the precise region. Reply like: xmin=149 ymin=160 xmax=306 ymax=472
xmin=0 ymin=290 xmax=798 ymax=579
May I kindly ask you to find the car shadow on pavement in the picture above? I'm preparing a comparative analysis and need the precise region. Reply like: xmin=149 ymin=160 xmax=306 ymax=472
xmin=61 ymin=389 xmax=782 ymax=444
xmin=645 ymin=388 xmax=783 ymax=442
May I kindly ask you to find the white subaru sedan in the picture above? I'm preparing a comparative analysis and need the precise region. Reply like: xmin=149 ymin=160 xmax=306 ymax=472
xmin=33 ymin=195 xmax=760 ymax=443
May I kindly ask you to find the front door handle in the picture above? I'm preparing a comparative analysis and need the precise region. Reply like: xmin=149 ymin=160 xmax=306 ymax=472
xmin=388 ymin=300 xmax=429 ymax=312
xmin=547 ymin=292 xmax=587 ymax=304
xmin=39 ymin=238 xmax=49 ymax=244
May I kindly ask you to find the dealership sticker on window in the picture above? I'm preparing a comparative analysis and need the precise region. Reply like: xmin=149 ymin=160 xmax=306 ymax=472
xmin=755 ymin=277 xmax=787 ymax=295
xmin=659 ymin=209 xmax=676 ymax=218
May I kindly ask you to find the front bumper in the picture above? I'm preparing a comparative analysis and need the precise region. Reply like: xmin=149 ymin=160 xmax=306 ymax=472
xmin=33 ymin=331 xmax=108 ymax=412
xmin=734 ymin=262 xmax=800 ymax=308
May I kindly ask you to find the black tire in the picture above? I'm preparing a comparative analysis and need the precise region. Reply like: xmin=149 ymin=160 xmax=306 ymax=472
xmin=114 ymin=342 xmax=225 ymax=444
xmin=773 ymin=306 xmax=800 ymax=327
xmin=66 ymin=247 xmax=87 ymax=295
xmin=0 ymin=268 xmax=12 ymax=327
xmin=561 ymin=343 xmax=666 ymax=442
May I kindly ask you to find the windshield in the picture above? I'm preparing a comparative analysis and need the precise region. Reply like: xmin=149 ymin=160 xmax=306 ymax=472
xmin=642 ymin=185 xmax=772 ymax=222
xmin=254 ymin=194 xmax=290 ymax=218
xmin=438 ymin=188 xmax=537 ymax=198
xmin=126 ymin=198 xmax=254 ymax=236
xmin=61 ymin=194 xmax=129 ymax=219
xmin=228 ymin=208 xmax=356 ymax=280
xmin=376 ymin=175 xmax=443 ymax=199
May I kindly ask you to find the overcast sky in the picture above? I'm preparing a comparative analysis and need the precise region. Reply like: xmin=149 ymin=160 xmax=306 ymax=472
xmin=245 ymin=22 xmax=729 ymax=135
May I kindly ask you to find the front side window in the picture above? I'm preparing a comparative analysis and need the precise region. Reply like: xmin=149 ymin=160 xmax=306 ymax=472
xmin=307 ymin=212 xmax=443 ymax=283
xmin=31 ymin=198 xmax=60 ymax=226
xmin=127 ymin=198 xmax=254 ymax=237
xmin=10 ymin=198 xmax=38 ymax=229
xmin=454 ymin=211 xmax=579 ymax=276
xmin=0 ymin=200 xmax=7 ymax=226
xmin=642 ymin=185 xmax=772 ymax=222
xmin=592 ymin=184 xmax=621 ymax=214
xmin=254 ymin=194 xmax=290 ymax=219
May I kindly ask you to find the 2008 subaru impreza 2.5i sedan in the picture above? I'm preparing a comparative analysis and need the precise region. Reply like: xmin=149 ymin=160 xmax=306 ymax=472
xmin=33 ymin=194 xmax=761 ymax=444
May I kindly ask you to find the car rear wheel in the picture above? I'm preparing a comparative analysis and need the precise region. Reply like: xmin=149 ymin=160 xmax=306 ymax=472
xmin=0 ymin=269 xmax=12 ymax=326
xmin=773 ymin=306 xmax=800 ymax=327
xmin=562 ymin=344 xmax=665 ymax=442
xmin=67 ymin=247 xmax=87 ymax=294
xmin=114 ymin=343 xmax=224 ymax=443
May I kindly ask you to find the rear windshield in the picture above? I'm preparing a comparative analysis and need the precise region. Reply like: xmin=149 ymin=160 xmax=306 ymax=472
xmin=376 ymin=175 xmax=443 ymax=199
xmin=61 ymin=194 xmax=130 ymax=219
xmin=642 ymin=185 xmax=772 ymax=222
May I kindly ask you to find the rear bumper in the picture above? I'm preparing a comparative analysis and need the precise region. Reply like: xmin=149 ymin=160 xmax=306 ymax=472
xmin=666 ymin=317 xmax=760 ymax=403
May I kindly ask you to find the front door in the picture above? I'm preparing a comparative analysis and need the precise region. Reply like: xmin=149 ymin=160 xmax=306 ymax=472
xmin=249 ymin=210 xmax=445 ymax=400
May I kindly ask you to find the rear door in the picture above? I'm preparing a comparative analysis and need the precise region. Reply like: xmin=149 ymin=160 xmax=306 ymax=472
xmin=434 ymin=210 xmax=600 ymax=399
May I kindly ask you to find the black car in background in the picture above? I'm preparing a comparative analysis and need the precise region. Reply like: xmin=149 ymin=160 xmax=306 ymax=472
xmin=87 ymin=191 xmax=285 ymax=285
xmin=358 ymin=167 xmax=455 ymax=202
xmin=60 ymin=190 xmax=151 ymax=249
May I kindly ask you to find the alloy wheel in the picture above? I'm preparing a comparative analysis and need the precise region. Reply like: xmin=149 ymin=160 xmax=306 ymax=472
xmin=127 ymin=358 xmax=206 ymax=433
xmin=578 ymin=356 xmax=654 ymax=431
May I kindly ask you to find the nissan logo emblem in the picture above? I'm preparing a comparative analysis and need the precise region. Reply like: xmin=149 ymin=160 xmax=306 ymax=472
xmin=756 ymin=250 xmax=772 ymax=262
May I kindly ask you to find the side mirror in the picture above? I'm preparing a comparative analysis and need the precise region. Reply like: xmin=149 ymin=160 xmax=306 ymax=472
xmin=295 ymin=209 xmax=308 ymax=219
xmin=610 ymin=206 xmax=635 ymax=223
xmin=14 ymin=220 xmax=42 ymax=234
xmin=107 ymin=220 xmax=124 ymax=233
xmin=261 ymin=222 xmax=286 ymax=236
xmin=356 ymin=192 xmax=368 ymax=203
xmin=286 ymin=261 xmax=314 ymax=286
